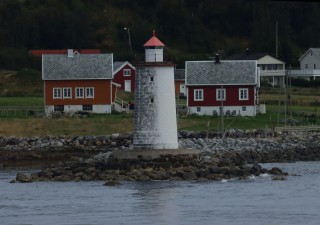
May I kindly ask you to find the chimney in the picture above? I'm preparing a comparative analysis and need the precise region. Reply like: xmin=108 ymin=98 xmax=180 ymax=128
xmin=67 ymin=49 xmax=74 ymax=57
xmin=245 ymin=48 xmax=250 ymax=56
xmin=215 ymin=54 xmax=220 ymax=64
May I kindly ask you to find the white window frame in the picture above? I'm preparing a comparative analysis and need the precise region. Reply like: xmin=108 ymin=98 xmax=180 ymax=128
xmin=53 ymin=88 xmax=62 ymax=99
xmin=123 ymin=69 xmax=131 ymax=76
xmin=239 ymin=88 xmax=249 ymax=100
xmin=216 ymin=88 xmax=226 ymax=101
xmin=75 ymin=87 xmax=84 ymax=99
xmin=194 ymin=89 xmax=203 ymax=101
xmin=63 ymin=87 xmax=72 ymax=99
xmin=86 ymin=87 xmax=94 ymax=99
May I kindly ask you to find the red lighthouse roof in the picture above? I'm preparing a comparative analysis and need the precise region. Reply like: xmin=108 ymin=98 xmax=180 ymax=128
xmin=143 ymin=30 xmax=165 ymax=47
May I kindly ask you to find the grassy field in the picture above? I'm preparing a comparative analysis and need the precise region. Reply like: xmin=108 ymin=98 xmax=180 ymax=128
xmin=0 ymin=87 xmax=319 ymax=137
xmin=0 ymin=109 xmax=318 ymax=137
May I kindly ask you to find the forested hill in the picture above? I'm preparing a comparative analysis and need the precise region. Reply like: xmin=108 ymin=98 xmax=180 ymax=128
xmin=1 ymin=0 xmax=320 ymax=69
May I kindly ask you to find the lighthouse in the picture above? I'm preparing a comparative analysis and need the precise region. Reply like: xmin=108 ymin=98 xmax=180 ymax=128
xmin=133 ymin=31 xmax=178 ymax=150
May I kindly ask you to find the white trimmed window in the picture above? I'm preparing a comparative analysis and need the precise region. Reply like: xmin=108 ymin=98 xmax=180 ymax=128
xmin=53 ymin=88 xmax=62 ymax=99
xmin=63 ymin=88 xmax=72 ymax=99
xmin=216 ymin=88 xmax=226 ymax=101
xmin=123 ymin=69 xmax=131 ymax=76
xmin=239 ymin=88 xmax=249 ymax=100
xmin=86 ymin=87 xmax=94 ymax=98
xmin=75 ymin=87 xmax=84 ymax=98
xmin=194 ymin=89 xmax=203 ymax=101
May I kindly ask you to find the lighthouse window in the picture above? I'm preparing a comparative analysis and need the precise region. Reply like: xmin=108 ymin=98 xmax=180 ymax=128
xmin=150 ymin=98 xmax=154 ymax=103
xmin=150 ymin=76 xmax=154 ymax=82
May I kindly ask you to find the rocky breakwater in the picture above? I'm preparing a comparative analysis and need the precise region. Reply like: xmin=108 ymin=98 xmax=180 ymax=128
xmin=0 ymin=133 xmax=132 ymax=167
xmin=3 ymin=129 xmax=320 ymax=183
xmin=12 ymin=151 xmax=288 ymax=184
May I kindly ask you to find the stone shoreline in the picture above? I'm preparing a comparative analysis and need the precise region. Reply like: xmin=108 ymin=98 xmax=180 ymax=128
xmin=1 ymin=129 xmax=320 ymax=184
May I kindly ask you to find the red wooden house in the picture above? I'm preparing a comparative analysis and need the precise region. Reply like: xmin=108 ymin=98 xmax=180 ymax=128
xmin=42 ymin=51 xmax=116 ymax=116
xmin=174 ymin=69 xmax=186 ymax=97
xmin=113 ymin=61 xmax=135 ymax=92
xmin=186 ymin=57 xmax=261 ymax=116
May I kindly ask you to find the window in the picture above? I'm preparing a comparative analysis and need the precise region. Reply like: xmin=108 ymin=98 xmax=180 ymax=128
xmin=194 ymin=89 xmax=203 ymax=101
xmin=86 ymin=87 xmax=94 ymax=98
xmin=75 ymin=87 xmax=84 ymax=98
xmin=314 ymin=64 xmax=316 ymax=70
xmin=53 ymin=88 xmax=62 ymax=99
xmin=150 ymin=76 xmax=154 ymax=82
xmin=305 ymin=64 xmax=308 ymax=69
xmin=196 ymin=107 xmax=201 ymax=112
xmin=82 ymin=105 xmax=93 ymax=111
xmin=242 ymin=106 xmax=247 ymax=111
xmin=123 ymin=69 xmax=131 ymax=76
xmin=150 ymin=98 xmax=154 ymax=103
xmin=239 ymin=88 xmax=249 ymax=100
xmin=54 ymin=105 xmax=64 ymax=112
xmin=63 ymin=88 xmax=72 ymax=99
xmin=216 ymin=88 xmax=226 ymax=101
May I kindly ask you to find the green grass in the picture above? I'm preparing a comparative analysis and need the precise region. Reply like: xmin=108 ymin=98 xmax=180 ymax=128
xmin=0 ymin=96 xmax=43 ymax=106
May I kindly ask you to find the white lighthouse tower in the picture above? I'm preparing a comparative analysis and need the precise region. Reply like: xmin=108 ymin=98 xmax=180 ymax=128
xmin=133 ymin=31 xmax=178 ymax=150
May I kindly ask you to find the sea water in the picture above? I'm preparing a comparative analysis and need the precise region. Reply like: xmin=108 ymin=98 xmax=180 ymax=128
xmin=1 ymin=161 xmax=320 ymax=225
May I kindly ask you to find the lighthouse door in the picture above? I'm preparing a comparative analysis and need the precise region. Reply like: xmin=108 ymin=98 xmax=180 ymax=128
xmin=124 ymin=80 xmax=131 ymax=92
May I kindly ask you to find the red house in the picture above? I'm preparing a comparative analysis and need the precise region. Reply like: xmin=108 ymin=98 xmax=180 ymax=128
xmin=186 ymin=57 xmax=261 ymax=116
xmin=113 ymin=61 xmax=135 ymax=92
xmin=174 ymin=69 xmax=186 ymax=96
xmin=42 ymin=51 xmax=116 ymax=116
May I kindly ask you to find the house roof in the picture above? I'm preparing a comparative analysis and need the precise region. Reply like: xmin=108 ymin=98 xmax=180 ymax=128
xmin=144 ymin=30 xmax=165 ymax=47
xmin=30 ymin=49 xmax=101 ymax=57
xmin=298 ymin=48 xmax=320 ymax=61
xmin=186 ymin=60 xmax=257 ymax=85
xmin=113 ymin=61 xmax=135 ymax=74
xmin=42 ymin=54 xmax=113 ymax=80
xmin=174 ymin=69 xmax=185 ymax=80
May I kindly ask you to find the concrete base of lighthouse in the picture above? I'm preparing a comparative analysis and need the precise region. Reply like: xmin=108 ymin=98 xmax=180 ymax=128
xmin=112 ymin=148 xmax=200 ymax=160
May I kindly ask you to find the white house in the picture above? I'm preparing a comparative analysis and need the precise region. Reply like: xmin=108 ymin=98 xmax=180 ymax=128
xmin=290 ymin=48 xmax=320 ymax=80
xmin=226 ymin=51 xmax=286 ymax=87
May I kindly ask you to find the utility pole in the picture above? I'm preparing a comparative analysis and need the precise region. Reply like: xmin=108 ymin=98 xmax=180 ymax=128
xmin=220 ymin=85 xmax=224 ymax=134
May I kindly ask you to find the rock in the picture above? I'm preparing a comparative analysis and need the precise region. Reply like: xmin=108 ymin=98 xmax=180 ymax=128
xmin=272 ymin=176 xmax=287 ymax=181
xmin=182 ymin=172 xmax=197 ymax=180
xmin=16 ymin=173 xmax=33 ymax=183
xmin=104 ymin=179 xmax=121 ymax=186
xmin=270 ymin=167 xmax=283 ymax=175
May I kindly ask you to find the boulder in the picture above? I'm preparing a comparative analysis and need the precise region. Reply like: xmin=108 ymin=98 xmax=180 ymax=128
xmin=16 ymin=173 xmax=33 ymax=183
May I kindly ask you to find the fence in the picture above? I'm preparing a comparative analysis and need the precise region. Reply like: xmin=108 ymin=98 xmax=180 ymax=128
xmin=275 ymin=125 xmax=320 ymax=132
xmin=0 ymin=106 xmax=45 ymax=117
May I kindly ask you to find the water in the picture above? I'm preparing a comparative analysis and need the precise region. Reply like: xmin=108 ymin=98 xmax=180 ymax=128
xmin=1 ymin=161 xmax=320 ymax=225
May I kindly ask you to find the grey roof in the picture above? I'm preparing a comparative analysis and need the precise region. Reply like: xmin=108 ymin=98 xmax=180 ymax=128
xmin=174 ymin=69 xmax=185 ymax=80
xmin=310 ymin=48 xmax=320 ymax=56
xmin=299 ymin=48 xmax=320 ymax=61
xmin=113 ymin=61 xmax=126 ymax=73
xmin=42 ymin=54 xmax=113 ymax=80
xmin=186 ymin=60 xmax=257 ymax=85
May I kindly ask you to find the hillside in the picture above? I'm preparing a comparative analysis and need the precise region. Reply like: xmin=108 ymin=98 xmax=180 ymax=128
xmin=1 ymin=0 xmax=320 ymax=70
xmin=0 ymin=69 xmax=42 ymax=96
